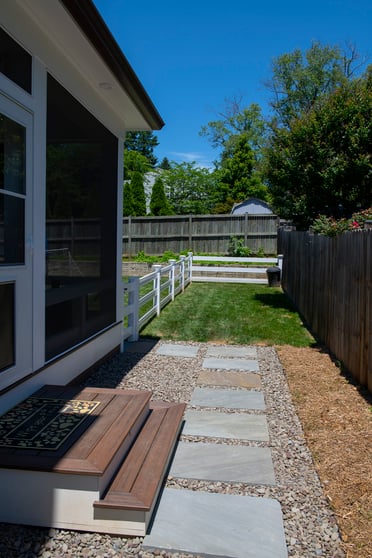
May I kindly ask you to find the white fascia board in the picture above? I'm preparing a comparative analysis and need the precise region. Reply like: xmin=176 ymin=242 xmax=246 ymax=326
xmin=2 ymin=0 xmax=151 ymax=136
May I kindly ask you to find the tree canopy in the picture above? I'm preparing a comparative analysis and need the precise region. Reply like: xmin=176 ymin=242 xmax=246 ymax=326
xmin=264 ymin=68 xmax=372 ymax=228
xmin=266 ymin=41 xmax=364 ymax=128
xmin=163 ymin=162 xmax=218 ymax=215
xmin=124 ymin=131 xmax=159 ymax=167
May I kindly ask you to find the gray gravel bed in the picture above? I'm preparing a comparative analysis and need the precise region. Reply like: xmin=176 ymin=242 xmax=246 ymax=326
xmin=0 ymin=341 xmax=345 ymax=558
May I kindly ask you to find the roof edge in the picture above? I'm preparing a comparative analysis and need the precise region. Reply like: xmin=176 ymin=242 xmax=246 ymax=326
xmin=60 ymin=0 xmax=164 ymax=130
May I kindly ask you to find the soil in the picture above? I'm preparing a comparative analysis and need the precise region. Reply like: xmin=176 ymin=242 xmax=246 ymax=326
xmin=276 ymin=345 xmax=372 ymax=558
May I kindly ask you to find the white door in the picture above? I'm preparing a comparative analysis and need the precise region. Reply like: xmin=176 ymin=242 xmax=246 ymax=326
xmin=0 ymin=94 xmax=33 ymax=389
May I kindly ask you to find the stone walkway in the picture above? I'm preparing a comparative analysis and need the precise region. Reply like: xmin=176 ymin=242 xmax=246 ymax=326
xmin=142 ymin=343 xmax=288 ymax=558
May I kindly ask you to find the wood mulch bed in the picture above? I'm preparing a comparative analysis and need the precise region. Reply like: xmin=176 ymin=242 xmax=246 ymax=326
xmin=276 ymin=345 xmax=372 ymax=558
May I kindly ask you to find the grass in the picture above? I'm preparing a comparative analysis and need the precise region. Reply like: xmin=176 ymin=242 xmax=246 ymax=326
xmin=141 ymin=282 xmax=314 ymax=347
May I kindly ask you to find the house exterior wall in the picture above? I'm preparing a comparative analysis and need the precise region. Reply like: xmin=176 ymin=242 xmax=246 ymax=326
xmin=0 ymin=1 xmax=161 ymax=413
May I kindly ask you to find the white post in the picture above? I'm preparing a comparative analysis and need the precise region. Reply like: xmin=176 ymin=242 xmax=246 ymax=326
xmin=188 ymin=251 xmax=193 ymax=282
xmin=168 ymin=259 xmax=176 ymax=300
xmin=180 ymin=255 xmax=186 ymax=291
xmin=128 ymin=276 xmax=140 ymax=343
xmin=152 ymin=264 xmax=162 ymax=316
xmin=277 ymin=254 xmax=283 ymax=271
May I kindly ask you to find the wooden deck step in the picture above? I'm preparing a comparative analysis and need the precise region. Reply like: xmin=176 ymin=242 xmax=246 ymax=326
xmin=94 ymin=401 xmax=186 ymax=515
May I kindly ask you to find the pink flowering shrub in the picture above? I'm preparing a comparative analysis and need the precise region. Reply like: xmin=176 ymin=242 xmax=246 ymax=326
xmin=311 ymin=207 xmax=372 ymax=236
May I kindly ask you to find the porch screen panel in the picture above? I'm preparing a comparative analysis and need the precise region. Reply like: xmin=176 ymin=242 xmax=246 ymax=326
xmin=45 ymin=76 xmax=117 ymax=360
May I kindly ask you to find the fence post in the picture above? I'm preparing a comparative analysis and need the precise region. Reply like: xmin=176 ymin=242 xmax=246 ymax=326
xmin=168 ymin=259 xmax=176 ymax=300
xmin=180 ymin=255 xmax=186 ymax=291
xmin=152 ymin=264 xmax=162 ymax=316
xmin=127 ymin=276 xmax=140 ymax=343
xmin=277 ymin=254 xmax=283 ymax=271
xmin=188 ymin=251 xmax=193 ymax=282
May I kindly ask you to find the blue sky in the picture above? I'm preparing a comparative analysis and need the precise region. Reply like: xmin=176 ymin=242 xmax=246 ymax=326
xmin=94 ymin=0 xmax=371 ymax=168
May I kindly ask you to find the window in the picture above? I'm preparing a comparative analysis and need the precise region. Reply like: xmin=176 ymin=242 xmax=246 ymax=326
xmin=0 ymin=27 xmax=32 ymax=93
xmin=45 ymin=76 xmax=118 ymax=360
xmin=0 ymin=112 xmax=26 ymax=264
xmin=0 ymin=282 xmax=14 ymax=371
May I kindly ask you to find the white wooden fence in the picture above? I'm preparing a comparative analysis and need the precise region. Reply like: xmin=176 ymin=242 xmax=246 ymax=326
xmin=191 ymin=255 xmax=282 ymax=284
xmin=122 ymin=254 xmax=192 ymax=343
xmin=121 ymin=253 xmax=283 ymax=345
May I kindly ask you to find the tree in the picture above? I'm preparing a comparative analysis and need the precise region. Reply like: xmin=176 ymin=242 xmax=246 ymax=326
xmin=266 ymin=41 xmax=365 ymax=128
xmin=163 ymin=162 xmax=218 ymax=215
xmin=130 ymin=171 xmax=147 ymax=216
xmin=200 ymin=98 xmax=267 ymax=162
xmin=212 ymin=135 xmax=269 ymax=213
xmin=123 ymin=180 xmax=134 ymax=216
xmin=158 ymin=157 xmax=172 ymax=170
xmin=264 ymin=69 xmax=372 ymax=228
xmin=124 ymin=131 xmax=159 ymax=167
xmin=150 ymin=176 xmax=172 ymax=215
xmin=123 ymin=150 xmax=151 ymax=180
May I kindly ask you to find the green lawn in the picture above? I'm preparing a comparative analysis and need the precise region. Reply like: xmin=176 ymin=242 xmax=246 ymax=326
xmin=141 ymin=282 xmax=314 ymax=347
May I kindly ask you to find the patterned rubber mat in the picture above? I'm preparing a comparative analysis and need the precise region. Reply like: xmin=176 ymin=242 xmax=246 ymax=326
xmin=0 ymin=397 xmax=100 ymax=450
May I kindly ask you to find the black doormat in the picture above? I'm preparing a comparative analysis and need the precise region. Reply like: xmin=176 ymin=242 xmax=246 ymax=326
xmin=0 ymin=397 xmax=100 ymax=450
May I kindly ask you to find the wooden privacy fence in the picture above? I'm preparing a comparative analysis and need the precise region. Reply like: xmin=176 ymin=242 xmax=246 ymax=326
xmin=278 ymin=228 xmax=372 ymax=392
xmin=122 ymin=255 xmax=192 ymax=343
xmin=123 ymin=214 xmax=279 ymax=256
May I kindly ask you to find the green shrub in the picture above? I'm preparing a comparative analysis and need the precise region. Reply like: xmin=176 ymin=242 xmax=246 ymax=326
xmin=227 ymin=236 xmax=252 ymax=257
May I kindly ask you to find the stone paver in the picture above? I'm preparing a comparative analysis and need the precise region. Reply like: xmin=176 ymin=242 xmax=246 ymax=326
xmin=170 ymin=442 xmax=276 ymax=484
xmin=183 ymin=410 xmax=269 ymax=441
xmin=206 ymin=345 xmax=257 ymax=359
xmin=190 ymin=387 xmax=265 ymax=410
xmin=143 ymin=488 xmax=288 ymax=558
xmin=197 ymin=369 xmax=262 ymax=388
xmin=156 ymin=343 xmax=200 ymax=358
xmin=202 ymin=357 xmax=259 ymax=371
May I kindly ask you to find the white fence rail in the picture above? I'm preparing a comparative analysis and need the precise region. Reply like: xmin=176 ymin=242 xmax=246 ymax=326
xmin=191 ymin=254 xmax=283 ymax=284
xmin=122 ymin=254 xmax=192 ymax=343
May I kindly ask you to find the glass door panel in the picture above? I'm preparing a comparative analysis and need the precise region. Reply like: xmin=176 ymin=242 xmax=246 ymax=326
xmin=0 ymin=95 xmax=32 ymax=387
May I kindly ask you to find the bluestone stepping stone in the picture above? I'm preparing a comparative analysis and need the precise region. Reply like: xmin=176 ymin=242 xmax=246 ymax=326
xmin=190 ymin=387 xmax=265 ymax=410
xmin=202 ymin=357 xmax=259 ymax=372
xmin=156 ymin=344 xmax=199 ymax=358
xmin=170 ymin=442 xmax=276 ymax=484
xmin=183 ymin=410 xmax=269 ymax=441
xmin=197 ymin=369 xmax=262 ymax=388
xmin=206 ymin=345 xmax=257 ymax=359
xmin=143 ymin=488 xmax=288 ymax=558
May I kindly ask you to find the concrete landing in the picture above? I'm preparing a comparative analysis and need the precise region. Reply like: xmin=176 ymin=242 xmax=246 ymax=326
xmin=190 ymin=387 xmax=265 ymax=410
xmin=169 ymin=442 xmax=276 ymax=485
xmin=156 ymin=344 xmax=200 ymax=358
xmin=202 ymin=357 xmax=260 ymax=372
xmin=183 ymin=410 xmax=269 ymax=441
xmin=143 ymin=488 xmax=288 ymax=558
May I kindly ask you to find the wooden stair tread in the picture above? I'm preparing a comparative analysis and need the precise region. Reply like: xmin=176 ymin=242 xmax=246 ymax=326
xmin=0 ymin=386 xmax=152 ymax=475
xmin=94 ymin=401 xmax=185 ymax=512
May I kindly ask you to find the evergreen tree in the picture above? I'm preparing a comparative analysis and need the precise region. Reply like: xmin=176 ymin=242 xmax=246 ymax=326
xmin=150 ymin=176 xmax=172 ymax=215
xmin=131 ymin=171 xmax=147 ymax=216
xmin=124 ymin=150 xmax=151 ymax=179
xmin=125 ymin=131 xmax=159 ymax=167
xmin=123 ymin=180 xmax=134 ymax=216
xmin=213 ymin=135 xmax=269 ymax=213
xmin=159 ymin=157 xmax=172 ymax=170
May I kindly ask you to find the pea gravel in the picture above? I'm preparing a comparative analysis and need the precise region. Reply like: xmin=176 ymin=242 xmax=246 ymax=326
xmin=0 ymin=341 xmax=345 ymax=558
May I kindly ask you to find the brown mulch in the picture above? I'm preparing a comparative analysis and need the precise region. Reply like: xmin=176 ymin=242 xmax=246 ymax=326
xmin=276 ymin=345 xmax=372 ymax=558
